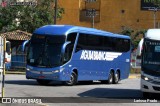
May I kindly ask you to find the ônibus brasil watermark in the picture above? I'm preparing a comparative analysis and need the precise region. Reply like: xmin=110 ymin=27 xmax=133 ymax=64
xmin=9 ymin=1 xmax=37 ymax=6
xmin=1 ymin=1 xmax=37 ymax=7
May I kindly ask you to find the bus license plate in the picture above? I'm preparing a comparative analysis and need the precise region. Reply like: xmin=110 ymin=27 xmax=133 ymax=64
xmin=154 ymin=77 xmax=160 ymax=81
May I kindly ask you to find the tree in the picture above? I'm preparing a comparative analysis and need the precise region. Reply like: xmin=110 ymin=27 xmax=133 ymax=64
xmin=0 ymin=4 xmax=20 ymax=32
xmin=120 ymin=27 xmax=134 ymax=37
xmin=153 ymin=0 xmax=160 ymax=7
xmin=0 ymin=0 xmax=64 ymax=33
xmin=120 ymin=27 xmax=147 ymax=49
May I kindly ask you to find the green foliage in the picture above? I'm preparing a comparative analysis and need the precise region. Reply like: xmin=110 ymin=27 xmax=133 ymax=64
xmin=0 ymin=0 xmax=64 ymax=33
xmin=133 ymin=29 xmax=147 ymax=39
xmin=153 ymin=0 xmax=160 ymax=7
xmin=120 ymin=27 xmax=134 ymax=36
xmin=0 ymin=5 xmax=21 ymax=32
xmin=120 ymin=27 xmax=147 ymax=49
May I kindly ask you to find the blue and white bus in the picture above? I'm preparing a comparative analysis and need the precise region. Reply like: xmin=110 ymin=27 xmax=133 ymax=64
xmin=26 ymin=25 xmax=131 ymax=85
xmin=140 ymin=29 xmax=160 ymax=97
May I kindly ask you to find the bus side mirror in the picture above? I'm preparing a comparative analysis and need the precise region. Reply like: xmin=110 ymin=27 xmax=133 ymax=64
xmin=62 ymin=41 xmax=71 ymax=62
xmin=22 ymin=40 xmax=29 ymax=52
xmin=62 ymin=42 xmax=71 ymax=54
xmin=6 ymin=42 xmax=11 ymax=55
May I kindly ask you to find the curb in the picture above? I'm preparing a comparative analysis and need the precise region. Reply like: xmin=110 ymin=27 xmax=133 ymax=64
xmin=6 ymin=71 xmax=25 ymax=75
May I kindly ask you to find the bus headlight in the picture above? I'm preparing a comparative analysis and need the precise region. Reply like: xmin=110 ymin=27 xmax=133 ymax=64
xmin=141 ymin=75 xmax=151 ymax=81
xmin=26 ymin=66 xmax=33 ymax=71
xmin=60 ymin=68 xmax=65 ymax=72
xmin=144 ymin=77 xmax=149 ymax=81
xmin=26 ymin=68 xmax=30 ymax=71
xmin=52 ymin=70 xmax=59 ymax=73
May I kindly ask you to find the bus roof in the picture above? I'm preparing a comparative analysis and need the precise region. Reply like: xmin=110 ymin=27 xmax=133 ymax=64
xmin=33 ymin=25 xmax=130 ymax=39
xmin=145 ymin=29 xmax=160 ymax=40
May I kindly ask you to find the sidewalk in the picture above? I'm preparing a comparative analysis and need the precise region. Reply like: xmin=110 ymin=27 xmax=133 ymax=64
xmin=129 ymin=74 xmax=140 ymax=79
xmin=6 ymin=71 xmax=140 ymax=79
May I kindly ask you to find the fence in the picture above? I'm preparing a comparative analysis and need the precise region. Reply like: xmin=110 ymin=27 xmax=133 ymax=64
xmin=131 ymin=50 xmax=141 ymax=69
xmin=11 ymin=54 xmax=27 ymax=69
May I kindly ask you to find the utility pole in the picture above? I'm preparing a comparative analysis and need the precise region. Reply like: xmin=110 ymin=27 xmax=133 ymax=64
xmin=154 ymin=8 xmax=157 ymax=28
xmin=87 ymin=9 xmax=96 ymax=28
xmin=153 ymin=8 xmax=157 ymax=28
xmin=149 ymin=7 xmax=158 ymax=28
xmin=54 ymin=0 xmax=57 ymax=24
xmin=92 ymin=15 xmax=95 ymax=28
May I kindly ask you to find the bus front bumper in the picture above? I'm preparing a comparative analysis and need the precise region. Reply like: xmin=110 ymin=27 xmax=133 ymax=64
xmin=141 ymin=76 xmax=160 ymax=93
xmin=26 ymin=66 xmax=71 ymax=81
xmin=26 ymin=70 xmax=60 ymax=81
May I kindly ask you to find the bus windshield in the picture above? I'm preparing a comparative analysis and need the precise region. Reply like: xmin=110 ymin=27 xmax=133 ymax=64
xmin=142 ymin=40 xmax=160 ymax=65
xmin=27 ymin=35 xmax=66 ymax=67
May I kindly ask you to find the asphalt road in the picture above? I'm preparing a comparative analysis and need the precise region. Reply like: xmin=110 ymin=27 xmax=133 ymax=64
xmin=1 ymin=74 xmax=160 ymax=106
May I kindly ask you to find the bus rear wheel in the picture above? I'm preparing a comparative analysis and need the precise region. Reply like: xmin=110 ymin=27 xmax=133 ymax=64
xmin=36 ymin=79 xmax=51 ymax=85
xmin=113 ymin=71 xmax=120 ymax=84
xmin=65 ymin=72 xmax=77 ymax=86
xmin=107 ymin=71 xmax=114 ymax=84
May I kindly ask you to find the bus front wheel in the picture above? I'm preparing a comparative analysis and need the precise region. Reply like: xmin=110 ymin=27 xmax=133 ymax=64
xmin=65 ymin=72 xmax=77 ymax=86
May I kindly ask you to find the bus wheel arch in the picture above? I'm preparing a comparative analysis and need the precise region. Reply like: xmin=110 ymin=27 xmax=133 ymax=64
xmin=72 ymin=69 xmax=78 ymax=76
xmin=65 ymin=69 xmax=78 ymax=86
xmin=113 ymin=69 xmax=120 ymax=84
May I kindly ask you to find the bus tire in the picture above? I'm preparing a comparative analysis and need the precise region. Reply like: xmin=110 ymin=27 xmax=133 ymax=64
xmin=107 ymin=71 xmax=114 ymax=84
xmin=65 ymin=72 xmax=77 ymax=86
xmin=36 ymin=79 xmax=51 ymax=85
xmin=113 ymin=71 xmax=120 ymax=84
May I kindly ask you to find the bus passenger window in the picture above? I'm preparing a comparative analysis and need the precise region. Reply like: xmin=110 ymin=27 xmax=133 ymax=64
xmin=76 ymin=34 xmax=87 ymax=52
xmin=103 ymin=37 xmax=114 ymax=51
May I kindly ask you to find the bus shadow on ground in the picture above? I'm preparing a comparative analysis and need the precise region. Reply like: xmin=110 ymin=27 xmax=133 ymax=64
xmin=5 ymin=80 xmax=39 ymax=86
xmin=78 ymin=88 xmax=160 ymax=100
xmin=5 ymin=80 xmax=120 ymax=86
xmin=5 ymin=80 xmax=65 ymax=86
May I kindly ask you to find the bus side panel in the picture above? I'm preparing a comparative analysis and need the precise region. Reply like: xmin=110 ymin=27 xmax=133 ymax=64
xmin=71 ymin=51 xmax=108 ymax=81
xmin=116 ymin=52 xmax=130 ymax=79
xmin=71 ymin=51 xmax=130 ymax=81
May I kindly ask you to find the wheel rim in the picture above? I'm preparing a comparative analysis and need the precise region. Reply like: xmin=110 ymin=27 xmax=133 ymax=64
xmin=69 ymin=74 xmax=74 ymax=83
xmin=115 ymin=72 xmax=119 ymax=83
xmin=109 ymin=73 xmax=113 ymax=83
xmin=67 ymin=73 xmax=75 ymax=85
